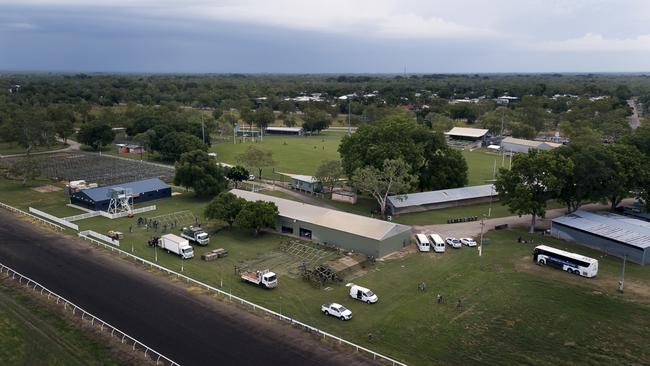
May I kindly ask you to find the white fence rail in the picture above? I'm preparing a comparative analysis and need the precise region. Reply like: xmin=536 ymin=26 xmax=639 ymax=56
xmin=0 ymin=261 xmax=179 ymax=366
xmin=77 ymin=234 xmax=407 ymax=366
xmin=99 ymin=205 xmax=157 ymax=220
xmin=65 ymin=211 xmax=102 ymax=222
xmin=79 ymin=230 xmax=120 ymax=246
xmin=0 ymin=202 xmax=64 ymax=231
xmin=29 ymin=207 xmax=79 ymax=231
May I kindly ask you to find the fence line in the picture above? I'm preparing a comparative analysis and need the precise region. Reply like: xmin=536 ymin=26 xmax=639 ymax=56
xmin=65 ymin=211 xmax=102 ymax=222
xmin=77 ymin=233 xmax=407 ymax=366
xmin=29 ymin=207 xmax=79 ymax=231
xmin=0 ymin=202 xmax=64 ymax=231
xmin=0 ymin=261 xmax=179 ymax=366
xmin=79 ymin=230 xmax=120 ymax=246
xmin=99 ymin=205 xmax=157 ymax=220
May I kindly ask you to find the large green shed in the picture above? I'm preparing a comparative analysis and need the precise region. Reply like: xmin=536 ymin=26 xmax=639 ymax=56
xmin=231 ymin=189 xmax=412 ymax=258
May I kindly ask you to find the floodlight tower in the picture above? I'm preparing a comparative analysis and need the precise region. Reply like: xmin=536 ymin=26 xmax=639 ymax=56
xmin=107 ymin=187 xmax=133 ymax=215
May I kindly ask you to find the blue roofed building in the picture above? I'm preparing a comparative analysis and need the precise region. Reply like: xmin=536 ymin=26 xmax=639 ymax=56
xmin=69 ymin=178 xmax=171 ymax=211
xmin=387 ymin=184 xmax=497 ymax=215
xmin=551 ymin=210 xmax=650 ymax=265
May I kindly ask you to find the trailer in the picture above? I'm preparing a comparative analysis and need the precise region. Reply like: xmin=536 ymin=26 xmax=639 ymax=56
xmin=201 ymin=248 xmax=228 ymax=261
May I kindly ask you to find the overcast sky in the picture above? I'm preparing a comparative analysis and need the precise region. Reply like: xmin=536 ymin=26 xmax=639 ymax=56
xmin=1 ymin=0 xmax=649 ymax=73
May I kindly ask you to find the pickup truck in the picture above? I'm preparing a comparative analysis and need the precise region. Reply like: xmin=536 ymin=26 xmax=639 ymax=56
xmin=240 ymin=269 xmax=277 ymax=289
xmin=180 ymin=226 xmax=210 ymax=246
xmin=321 ymin=303 xmax=352 ymax=320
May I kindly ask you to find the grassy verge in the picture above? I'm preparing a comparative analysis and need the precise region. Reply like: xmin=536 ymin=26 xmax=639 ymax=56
xmin=0 ymin=282 xmax=119 ymax=366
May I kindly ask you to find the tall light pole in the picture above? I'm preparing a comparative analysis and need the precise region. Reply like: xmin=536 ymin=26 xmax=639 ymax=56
xmin=348 ymin=96 xmax=352 ymax=136
xmin=479 ymin=214 xmax=486 ymax=257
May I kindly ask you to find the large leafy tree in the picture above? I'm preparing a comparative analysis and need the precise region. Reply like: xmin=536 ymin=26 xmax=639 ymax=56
xmin=174 ymin=150 xmax=228 ymax=197
xmin=205 ymin=192 xmax=246 ymax=228
xmin=226 ymin=165 xmax=250 ymax=188
xmin=236 ymin=201 xmax=279 ymax=236
xmin=78 ymin=122 xmax=115 ymax=151
xmin=495 ymin=150 xmax=571 ymax=233
xmin=604 ymin=144 xmax=647 ymax=210
xmin=8 ymin=157 xmax=41 ymax=186
xmin=314 ymin=160 xmax=343 ymax=196
xmin=351 ymin=159 xmax=417 ymax=218
xmin=159 ymin=132 xmax=207 ymax=162
xmin=339 ymin=113 xmax=467 ymax=191
xmin=302 ymin=108 xmax=332 ymax=134
xmin=236 ymin=146 xmax=275 ymax=180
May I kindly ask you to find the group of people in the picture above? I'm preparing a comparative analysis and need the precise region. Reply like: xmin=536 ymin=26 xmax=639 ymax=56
xmin=418 ymin=282 xmax=463 ymax=310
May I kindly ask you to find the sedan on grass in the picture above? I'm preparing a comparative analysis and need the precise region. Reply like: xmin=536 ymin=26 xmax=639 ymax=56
xmin=460 ymin=238 xmax=478 ymax=247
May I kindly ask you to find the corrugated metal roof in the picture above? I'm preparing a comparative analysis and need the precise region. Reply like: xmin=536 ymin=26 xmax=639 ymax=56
xmin=277 ymin=172 xmax=319 ymax=184
xmin=501 ymin=137 xmax=562 ymax=149
xmin=230 ymin=189 xmax=411 ymax=241
xmin=79 ymin=178 xmax=170 ymax=202
xmin=553 ymin=210 xmax=650 ymax=249
xmin=444 ymin=127 xmax=489 ymax=138
xmin=265 ymin=127 xmax=304 ymax=132
xmin=387 ymin=185 xmax=496 ymax=209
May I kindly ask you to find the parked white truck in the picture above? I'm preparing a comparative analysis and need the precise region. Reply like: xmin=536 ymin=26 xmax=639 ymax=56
xmin=158 ymin=234 xmax=194 ymax=259
xmin=180 ymin=226 xmax=210 ymax=246
xmin=321 ymin=303 xmax=353 ymax=320
xmin=240 ymin=269 xmax=277 ymax=289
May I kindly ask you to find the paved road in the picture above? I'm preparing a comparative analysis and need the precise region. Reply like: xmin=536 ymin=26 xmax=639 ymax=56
xmin=0 ymin=211 xmax=375 ymax=366
xmin=413 ymin=199 xmax=634 ymax=238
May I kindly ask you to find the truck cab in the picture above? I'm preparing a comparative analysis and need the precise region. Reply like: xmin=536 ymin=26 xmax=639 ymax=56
xmin=260 ymin=271 xmax=278 ymax=288
xmin=346 ymin=283 xmax=378 ymax=304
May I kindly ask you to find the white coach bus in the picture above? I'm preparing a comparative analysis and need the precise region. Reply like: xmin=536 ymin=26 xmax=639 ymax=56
xmin=533 ymin=245 xmax=598 ymax=278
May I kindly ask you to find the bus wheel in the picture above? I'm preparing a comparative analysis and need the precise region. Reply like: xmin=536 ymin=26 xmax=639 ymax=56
xmin=538 ymin=259 xmax=545 ymax=266
xmin=567 ymin=268 xmax=574 ymax=274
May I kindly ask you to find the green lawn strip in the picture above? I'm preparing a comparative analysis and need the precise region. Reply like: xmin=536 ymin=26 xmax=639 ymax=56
xmin=0 ymin=283 xmax=118 ymax=366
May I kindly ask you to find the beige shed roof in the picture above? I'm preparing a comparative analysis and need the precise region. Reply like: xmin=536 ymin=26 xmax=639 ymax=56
xmin=230 ymin=189 xmax=411 ymax=241
xmin=444 ymin=127 xmax=489 ymax=138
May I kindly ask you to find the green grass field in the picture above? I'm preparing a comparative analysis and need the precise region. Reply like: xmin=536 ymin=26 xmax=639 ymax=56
xmin=210 ymin=132 xmax=499 ymax=187
xmin=0 ymin=283 xmax=118 ymax=366
xmin=0 ymin=142 xmax=68 ymax=156
xmin=2 ymin=177 xmax=649 ymax=365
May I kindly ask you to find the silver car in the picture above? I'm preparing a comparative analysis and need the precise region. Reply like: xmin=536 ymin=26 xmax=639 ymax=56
xmin=445 ymin=237 xmax=462 ymax=248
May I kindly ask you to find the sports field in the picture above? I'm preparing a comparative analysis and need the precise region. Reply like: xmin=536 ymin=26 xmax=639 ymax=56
xmin=211 ymin=132 xmax=498 ymax=186
xmin=2 ymin=177 xmax=650 ymax=365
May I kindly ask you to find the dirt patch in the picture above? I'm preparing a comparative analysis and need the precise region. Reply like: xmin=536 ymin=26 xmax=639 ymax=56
xmin=31 ymin=185 xmax=61 ymax=193
xmin=379 ymin=245 xmax=417 ymax=261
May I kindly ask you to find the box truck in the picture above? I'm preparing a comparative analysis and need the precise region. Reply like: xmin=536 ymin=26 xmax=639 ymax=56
xmin=158 ymin=234 xmax=194 ymax=259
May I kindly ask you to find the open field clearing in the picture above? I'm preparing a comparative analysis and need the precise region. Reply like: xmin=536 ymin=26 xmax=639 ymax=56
xmin=1 ymin=176 xmax=649 ymax=365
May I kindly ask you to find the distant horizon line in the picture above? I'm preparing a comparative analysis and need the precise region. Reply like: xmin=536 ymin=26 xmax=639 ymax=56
xmin=1 ymin=69 xmax=650 ymax=76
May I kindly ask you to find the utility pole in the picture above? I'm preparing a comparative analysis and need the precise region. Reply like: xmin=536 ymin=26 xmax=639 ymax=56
xmin=478 ymin=217 xmax=485 ymax=257
xmin=348 ymin=97 xmax=352 ymax=136
xmin=201 ymin=114 xmax=206 ymax=144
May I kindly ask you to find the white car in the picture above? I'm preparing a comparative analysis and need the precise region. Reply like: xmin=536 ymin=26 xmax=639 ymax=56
xmin=322 ymin=303 xmax=353 ymax=320
xmin=460 ymin=237 xmax=478 ymax=247
xmin=445 ymin=237 xmax=462 ymax=249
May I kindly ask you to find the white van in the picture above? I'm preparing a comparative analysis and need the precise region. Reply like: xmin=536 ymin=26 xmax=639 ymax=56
xmin=346 ymin=283 xmax=378 ymax=304
xmin=429 ymin=234 xmax=446 ymax=253
xmin=415 ymin=234 xmax=431 ymax=252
